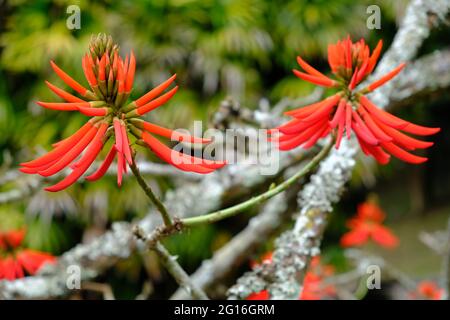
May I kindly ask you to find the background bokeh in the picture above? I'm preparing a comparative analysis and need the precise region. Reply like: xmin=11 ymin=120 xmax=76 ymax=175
xmin=0 ymin=0 xmax=449 ymax=299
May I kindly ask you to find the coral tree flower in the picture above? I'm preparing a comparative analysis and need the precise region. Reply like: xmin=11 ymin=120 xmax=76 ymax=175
xmin=246 ymin=255 xmax=335 ymax=300
xmin=340 ymin=202 xmax=398 ymax=249
xmin=269 ymin=37 xmax=440 ymax=164
xmin=20 ymin=34 xmax=225 ymax=192
xmin=0 ymin=229 xmax=56 ymax=280
xmin=410 ymin=281 xmax=443 ymax=300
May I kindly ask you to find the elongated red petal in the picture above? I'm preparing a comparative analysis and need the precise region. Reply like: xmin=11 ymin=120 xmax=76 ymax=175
xmin=380 ymin=141 xmax=428 ymax=164
xmin=19 ymin=158 xmax=59 ymax=174
xmin=335 ymin=110 xmax=345 ymax=149
xmin=373 ymin=119 xmax=433 ymax=150
xmin=328 ymin=44 xmax=342 ymax=73
xmin=36 ymin=101 xmax=88 ymax=111
xmin=135 ymin=86 xmax=178 ymax=116
xmin=367 ymin=63 xmax=405 ymax=91
xmin=402 ymin=123 xmax=440 ymax=136
xmin=293 ymin=69 xmax=337 ymax=87
xmin=348 ymin=67 xmax=359 ymax=90
xmin=51 ymin=121 xmax=94 ymax=148
xmin=359 ymin=139 xmax=391 ymax=164
xmin=44 ymin=139 xmax=104 ymax=192
xmin=302 ymin=122 xmax=329 ymax=149
xmin=117 ymin=149 xmax=124 ymax=187
xmin=50 ymin=60 xmax=88 ymax=96
xmin=277 ymin=120 xmax=327 ymax=151
xmin=71 ymin=123 xmax=108 ymax=170
xmin=300 ymin=94 xmax=340 ymax=123
xmin=142 ymin=132 xmax=224 ymax=173
xmin=120 ymin=122 xmax=133 ymax=165
xmin=359 ymin=96 xmax=407 ymax=129
xmin=361 ymin=97 xmax=440 ymax=136
xmin=113 ymin=118 xmax=123 ymax=154
xmin=116 ymin=58 xmax=125 ymax=94
xmin=356 ymin=60 xmax=369 ymax=84
xmin=86 ymin=145 xmax=117 ymax=182
xmin=78 ymin=106 xmax=108 ymax=116
xmin=142 ymin=121 xmax=211 ymax=144
xmin=21 ymin=121 xmax=94 ymax=167
xmin=38 ymin=126 xmax=98 ymax=177
xmin=82 ymin=55 xmax=97 ymax=87
xmin=352 ymin=110 xmax=379 ymax=145
xmin=125 ymin=51 xmax=136 ymax=93
xmin=345 ymin=103 xmax=352 ymax=139
xmin=284 ymin=98 xmax=329 ymax=117
xmin=358 ymin=107 xmax=392 ymax=142
xmin=135 ymin=74 xmax=177 ymax=107
xmin=353 ymin=122 xmax=378 ymax=146
xmin=98 ymin=54 xmax=106 ymax=82
xmin=329 ymin=99 xmax=346 ymax=129
xmin=45 ymin=81 xmax=86 ymax=103
xmin=296 ymin=56 xmax=331 ymax=80
xmin=278 ymin=118 xmax=322 ymax=135
xmin=367 ymin=39 xmax=383 ymax=74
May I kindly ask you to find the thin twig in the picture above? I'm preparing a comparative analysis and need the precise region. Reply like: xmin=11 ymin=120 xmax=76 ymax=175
xmin=130 ymin=160 xmax=173 ymax=227
xmin=181 ymin=139 xmax=334 ymax=227
xmin=133 ymin=226 xmax=208 ymax=300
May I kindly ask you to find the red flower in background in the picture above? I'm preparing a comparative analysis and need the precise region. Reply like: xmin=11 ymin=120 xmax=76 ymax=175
xmin=246 ymin=290 xmax=270 ymax=300
xmin=300 ymin=257 xmax=336 ymax=300
xmin=246 ymin=255 xmax=335 ymax=300
xmin=0 ymin=229 xmax=56 ymax=280
xmin=340 ymin=202 xmax=398 ymax=249
xmin=269 ymin=36 xmax=440 ymax=164
xmin=20 ymin=34 xmax=225 ymax=192
xmin=410 ymin=281 xmax=443 ymax=300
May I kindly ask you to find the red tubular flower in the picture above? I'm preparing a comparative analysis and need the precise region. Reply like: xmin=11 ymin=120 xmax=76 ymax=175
xmin=0 ymin=229 xmax=56 ymax=280
xmin=245 ymin=255 xmax=335 ymax=300
xmin=410 ymin=281 xmax=443 ymax=300
xmin=270 ymin=36 xmax=440 ymax=165
xmin=20 ymin=34 xmax=226 ymax=192
xmin=340 ymin=202 xmax=399 ymax=249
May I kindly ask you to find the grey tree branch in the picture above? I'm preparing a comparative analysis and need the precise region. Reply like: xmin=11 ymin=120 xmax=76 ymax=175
xmin=389 ymin=48 xmax=450 ymax=108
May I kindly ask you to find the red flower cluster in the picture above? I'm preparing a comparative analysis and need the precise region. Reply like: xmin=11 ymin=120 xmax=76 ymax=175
xmin=340 ymin=202 xmax=398 ymax=249
xmin=410 ymin=281 xmax=443 ymax=300
xmin=269 ymin=37 xmax=440 ymax=164
xmin=0 ymin=229 xmax=56 ymax=280
xmin=246 ymin=256 xmax=335 ymax=300
xmin=20 ymin=34 xmax=225 ymax=192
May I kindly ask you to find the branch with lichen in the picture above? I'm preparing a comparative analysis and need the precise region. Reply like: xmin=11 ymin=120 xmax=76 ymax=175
xmin=227 ymin=0 xmax=450 ymax=300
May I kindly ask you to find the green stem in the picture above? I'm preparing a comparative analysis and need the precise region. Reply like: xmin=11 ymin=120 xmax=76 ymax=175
xmin=182 ymin=139 xmax=334 ymax=227
xmin=130 ymin=161 xmax=173 ymax=227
